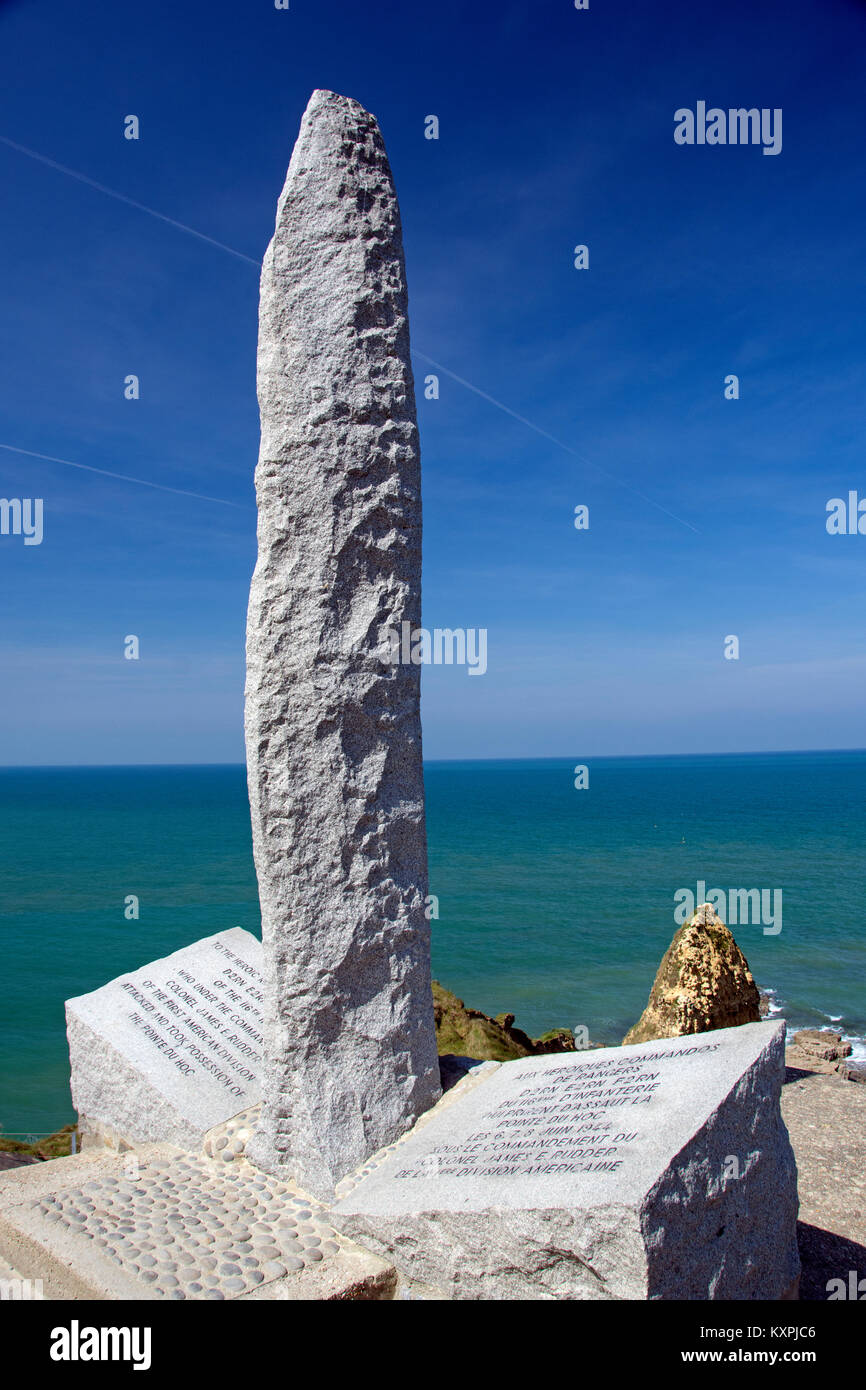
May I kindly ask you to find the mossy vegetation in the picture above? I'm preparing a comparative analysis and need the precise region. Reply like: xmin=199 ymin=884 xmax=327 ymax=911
xmin=0 ymin=1123 xmax=79 ymax=1160
xmin=433 ymin=981 xmax=575 ymax=1061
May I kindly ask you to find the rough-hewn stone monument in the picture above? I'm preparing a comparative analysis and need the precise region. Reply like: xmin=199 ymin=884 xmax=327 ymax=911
xmin=244 ymin=89 xmax=441 ymax=1198
xmin=0 ymin=90 xmax=805 ymax=1307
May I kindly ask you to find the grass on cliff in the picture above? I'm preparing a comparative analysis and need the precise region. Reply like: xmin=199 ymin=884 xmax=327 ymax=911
xmin=0 ymin=1124 xmax=79 ymax=1160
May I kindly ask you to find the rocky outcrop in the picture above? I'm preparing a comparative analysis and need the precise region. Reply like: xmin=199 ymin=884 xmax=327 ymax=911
xmin=433 ymin=982 xmax=575 ymax=1061
xmin=786 ymin=1030 xmax=865 ymax=1083
xmin=790 ymin=1029 xmax=852 ymax=1063
xmin=623 ymin=903 xmax=761 ymax=1046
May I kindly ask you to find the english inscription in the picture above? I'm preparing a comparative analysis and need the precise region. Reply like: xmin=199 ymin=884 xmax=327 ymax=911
xmin=119 ymin=939 xmax=264 ymax=1102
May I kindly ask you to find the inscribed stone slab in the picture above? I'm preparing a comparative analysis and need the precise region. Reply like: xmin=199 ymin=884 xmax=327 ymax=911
xmin=332 ymin=1021 xmax=800 ymax=1300
xmin=66 ymin=928 xmax=264 ymax=1151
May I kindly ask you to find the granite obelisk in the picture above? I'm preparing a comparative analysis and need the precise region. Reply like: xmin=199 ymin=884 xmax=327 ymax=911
xmin=244 ymin=90 xmax=441 ymax=1199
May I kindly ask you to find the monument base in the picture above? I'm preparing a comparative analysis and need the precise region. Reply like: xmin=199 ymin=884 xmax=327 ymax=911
xmin=0 ymin=1145 xmax=394 ymax=1301
xmin=0 ymin=1028 xmax=802 ymax=1302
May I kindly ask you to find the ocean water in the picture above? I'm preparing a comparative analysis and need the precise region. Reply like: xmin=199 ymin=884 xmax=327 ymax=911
xmin=1 ymin=752 xmax=864 ymax=1136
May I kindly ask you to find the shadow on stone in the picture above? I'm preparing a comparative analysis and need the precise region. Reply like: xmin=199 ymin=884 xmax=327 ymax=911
xmin=0 ymin=1152 xmax=41 ymax=1172
xmin=783 ymin=1065 xmax=817 ymax=1085
xmin=797 ymin=1221 xmax=866 ymax=1301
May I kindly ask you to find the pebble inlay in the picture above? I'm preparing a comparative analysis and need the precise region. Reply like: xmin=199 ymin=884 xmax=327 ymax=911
xmin=29 ymin=1151 xmax=346 ymax=1300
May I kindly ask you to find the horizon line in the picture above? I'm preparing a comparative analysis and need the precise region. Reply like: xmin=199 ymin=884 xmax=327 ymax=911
xmin=1 ymin=745 xmax=865 ymax=772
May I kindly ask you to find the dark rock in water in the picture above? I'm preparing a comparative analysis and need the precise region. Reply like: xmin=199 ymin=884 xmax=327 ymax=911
xmin=623 ymin=903 xmax=761 ymax=1046
xmin=791 ymin=1029 xmax=852 ymax=1063
xmin=433 ymin=982 xmax=575 ymax=1061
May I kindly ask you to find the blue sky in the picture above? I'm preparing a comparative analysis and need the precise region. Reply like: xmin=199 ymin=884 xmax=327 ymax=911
xmin=1 ymin=0 xmax=865 ymax=763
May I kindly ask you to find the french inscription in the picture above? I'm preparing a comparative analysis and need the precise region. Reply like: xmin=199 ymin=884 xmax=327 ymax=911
xmin=394 ymin=1042 xmax=722 ymax=1180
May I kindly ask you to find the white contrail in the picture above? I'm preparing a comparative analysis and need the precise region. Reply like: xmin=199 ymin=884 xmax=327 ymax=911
xmin=412 ymin=350 xmax=700 ymax=535
xmin=0 ymin=134 xmax=262 ymax=267
xmin=0 ymin=443 xmax=249 ymax=508
xmin=1 ymin=133 xmax=699 ymax=533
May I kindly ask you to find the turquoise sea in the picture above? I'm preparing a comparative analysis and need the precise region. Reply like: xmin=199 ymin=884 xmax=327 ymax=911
xmin=1 ymin=751 xmax=864 ymax=1136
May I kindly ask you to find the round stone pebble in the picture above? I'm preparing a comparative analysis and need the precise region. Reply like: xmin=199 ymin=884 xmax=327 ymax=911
xmin=305 ymin=1249 xmax=323 ymax=1263
xmin=220 ymin=1263 xmax=241 ymax=1277
xmin=223 ymin=1277 xmax=246 ymax=1292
